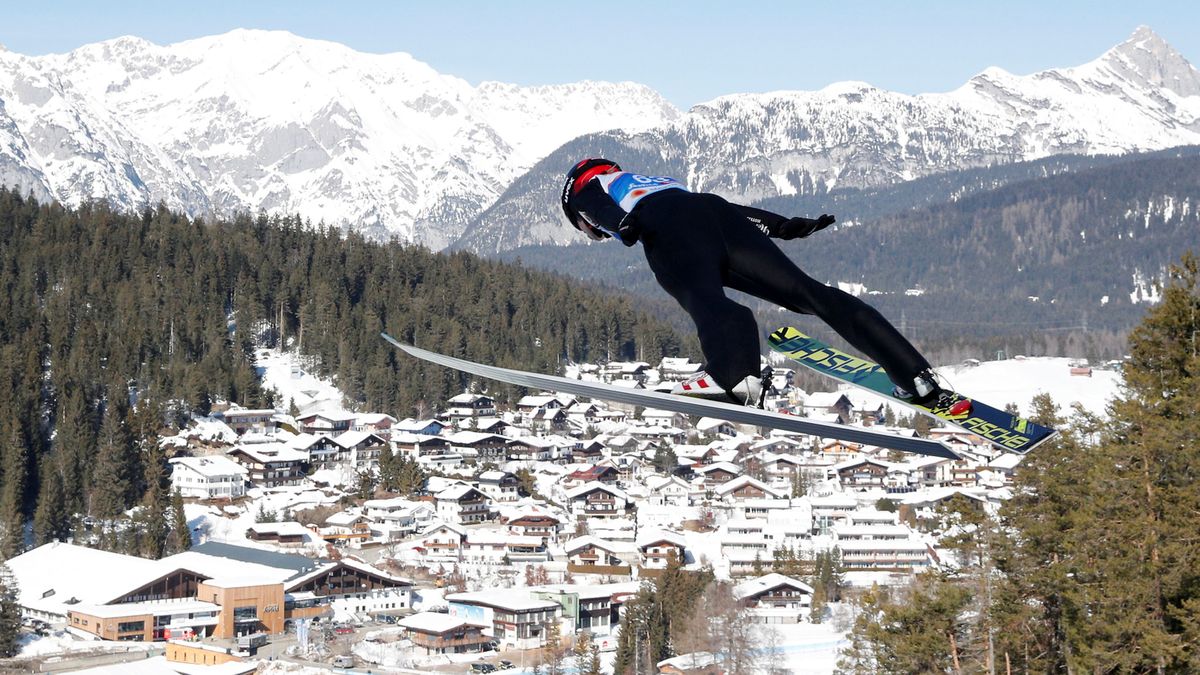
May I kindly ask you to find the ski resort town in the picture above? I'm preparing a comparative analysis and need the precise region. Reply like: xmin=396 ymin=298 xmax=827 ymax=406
xmin=6 ymin=349 xmax=1118 ymax=673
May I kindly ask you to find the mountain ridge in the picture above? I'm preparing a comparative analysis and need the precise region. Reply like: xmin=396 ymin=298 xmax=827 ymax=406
xmin=0 ymin=26 xmax=1197 ymax=251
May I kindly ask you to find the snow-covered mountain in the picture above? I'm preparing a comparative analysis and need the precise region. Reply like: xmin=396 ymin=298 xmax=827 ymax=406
xmin=456 ymin=26 xmax=1200 ymax=253
xmin=1 ymin=27 xmax=1197 ymax=251
xmin=0 ymin=30 xmax=679 ymax=248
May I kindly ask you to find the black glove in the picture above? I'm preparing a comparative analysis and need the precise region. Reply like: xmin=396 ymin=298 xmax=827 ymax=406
xmin=777 ymin=214 xmax=835 ymax=240
xmin=615 ymin=212 xmax=641 ymax=247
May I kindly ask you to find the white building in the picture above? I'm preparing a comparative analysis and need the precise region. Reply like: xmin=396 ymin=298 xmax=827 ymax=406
xmin=168 ymin=456 xmax=248 ymax=499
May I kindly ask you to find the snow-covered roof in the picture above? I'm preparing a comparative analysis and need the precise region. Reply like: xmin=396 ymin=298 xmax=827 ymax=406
xmin=332 ymin=429 xmax=383 ymax=448
xmin=564 ymin=481 xmax=628 ymax=502
xmin=714 ymin=475 xmax=787 ymax=498
xmin=7 ymin=543 xmax=171 ymax=614
xmin=226 ymin=442 xmax=308 ymax=463
xmin=437 ymin=483 xmax=486 ymax=501
xmin=694 ymin=461 xmax=742 ymax=476
xmin=563 ymin=536 xmax=637 ymax=556
xmin=398 ymin=611 xmax=487 ymax=634
xmin=635 ymin=529 xmax=687 ymax=549
xmin=448 ymin=393 xmax=493 ymax=404
xmin=356 ymin=413 xmax=397 ymax=425
xmin=169 ymin=455 xmax=248 ymax=478
xmin=733 ymin=573 xmax=814 ymax=600
xmin=247 ymin=521 xmax=312 ymax=537
xmin=446 ymin=590 xmax=560 ymax=612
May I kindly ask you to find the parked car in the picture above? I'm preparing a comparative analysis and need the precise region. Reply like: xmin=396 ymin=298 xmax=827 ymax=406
xmin=498 ymin=660 xmax=515 ymax=670
xmin=470 ymin=664 xmax=497 ymax=674
xmin=331 ymin=655 xmax=355 ymax=668
xmin=334 ymin=625 xmax=355 ymax=635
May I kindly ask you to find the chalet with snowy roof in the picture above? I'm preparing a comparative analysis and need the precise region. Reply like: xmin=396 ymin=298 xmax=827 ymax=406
xmin=362 ymin=498 xmax=436 ymax=540
xmin=444 ymin=431 xmax=509 ymax=463
xmin=600 ymin=361 xmax=651 ymax=384
xmin=296 ymin=411 xmax=356 ymax=437
xmin=564 ymin=401 xmax=603 ymax=425
xmin=446 ymin=590 xmax=560 ymax=650
xmin=658 ymin=356 xmax=703 ymax=382
xmin=463 ymin=530 xmax=548 ymax=563
xmin=564 ymin=465 xmax=620 ymax=489
xmin=899 ymin=487 xmax=990 ymax=519
xmin=801 ymin=392 xmax=853 ymax=423
xmin=636 ymin=530 xmax=688 ymax=569
xmin=288 ymin=433 xmax=346 ymax=467
xmin=393 ymin=418 xmax=448 ymax=436
xmin=528 ymin=407 xmax=570 ymax=433
xmin=318 ymin=512 xmax=373 ymax=546
xmin=715 ymin=475 xmax=789 ymax=501
xmin=506 ymin=513 xmax=564 ymax=543
xmin=696 ymin=416 xmax=737 ymax=437
xmin=476 ymin=470 xmax=521 ymax=502
xmin=226 ymin=443 xmax=307 ymax=488
xmin=830 ymin=457 xmax=906 ymax=489
xmin=694 ymin=461 xmax=743 ymax=485
xmin=644 ymin=475 xmax=699 ymax=507
xmin=516 ymin=393 xmax=570 ymax=418
xmin=565 ymin=482 xmax=631 ymax=520
xmin=445 ymin=393 xmax=497 ymax=420
xmin=733 ymin=573 xmax=813 ymax=623
xmin=977 ymin=453 xmax=1024 ymax=487
xmin=7 ymin=541 xmax=411 ymax=641
xmin=506 ymin=436 xmax=562 ymax=462
xmin=246 ymin=521 xmax=311 ymax=546
xmin=817 ymin=440 xmax=866 ymax=463
xmin=418 ymin=523 xmax=467 ymax=562
xmin=629 ymin=424 xmax=688 ymax=445
xmin=473 ymin=417 xmax=511 ymax=435
xmin=328 ymin=430 xmax=387 ymax=466
xmin=641 ymin=408 xmax=690 ymax=428
xmin=352 ymin=413 xmax=397 ymax=438
xmin=598 ymin=453 xmax=645 ymax=483
xmin=168 ymin=456 xmax=248 ymax=500
xmin=564 ymin=536 xmax=637 ymax=573
xmin=398 ymin=611 xmax=491 ymax=655
xmin=435 ymin=484 xmax=494 ymax=524
xmin=389 ymin=432 xmax=450 ymax=459
xmin=571 ymin=439 xmax=607 ymax=462
xmin=218 ymin=407 xmax=279 ymax=435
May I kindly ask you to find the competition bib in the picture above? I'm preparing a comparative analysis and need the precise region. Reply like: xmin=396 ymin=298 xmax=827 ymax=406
xmin=598 ymin=172 xmax=687 ymax=211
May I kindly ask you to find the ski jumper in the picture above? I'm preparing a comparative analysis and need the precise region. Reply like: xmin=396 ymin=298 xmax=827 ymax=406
xmin=566 ymin=168 xmax=933 ymax=394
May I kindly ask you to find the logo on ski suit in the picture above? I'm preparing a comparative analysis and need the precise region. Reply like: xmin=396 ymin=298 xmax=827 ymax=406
xmin=598 ymin=172 xmax=687 ymax=212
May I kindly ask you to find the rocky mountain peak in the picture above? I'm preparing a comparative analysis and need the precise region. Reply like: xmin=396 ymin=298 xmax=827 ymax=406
xmin=1101 ymin=26 xmax=1200 ymax=97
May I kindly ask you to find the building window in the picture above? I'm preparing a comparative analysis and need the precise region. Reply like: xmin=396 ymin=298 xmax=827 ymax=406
xmin=117 ymin=620 xmax=145 ymax=633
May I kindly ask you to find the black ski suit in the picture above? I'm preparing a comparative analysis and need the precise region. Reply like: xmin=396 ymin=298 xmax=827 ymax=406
xmin=567 ymin=170 xmax=931 ymax=394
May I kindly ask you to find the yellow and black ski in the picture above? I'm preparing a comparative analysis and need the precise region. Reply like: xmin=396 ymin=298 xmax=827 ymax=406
xmin=769 ymin=327 xmax=1056 ymax=454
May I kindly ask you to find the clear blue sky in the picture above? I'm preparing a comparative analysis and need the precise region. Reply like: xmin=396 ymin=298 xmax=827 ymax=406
xmin=3 ymin=1 xmax=1197 ymax=108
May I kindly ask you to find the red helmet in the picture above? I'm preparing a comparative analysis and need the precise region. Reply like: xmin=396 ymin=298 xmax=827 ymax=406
xmin=561 ymin=158 xmax=620 ymax=236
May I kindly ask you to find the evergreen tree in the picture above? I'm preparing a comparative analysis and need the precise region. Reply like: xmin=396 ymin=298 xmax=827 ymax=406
xmin=168 ymin=489 xmax=192 ymax=553
xmin=836 ymin=575 xmax=972 ymax=675
xmin=651 ymin=444 xmax=678 ymax=475
xmin=0 ymin=565 xmax=20 ymax=658
xmin=0 ymin=426 xmax=28 ymax=560
xmin=32 ymin=465 xmax=70 ymax=546
xmin=90 ymin=398 xmax=135 ymax=520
